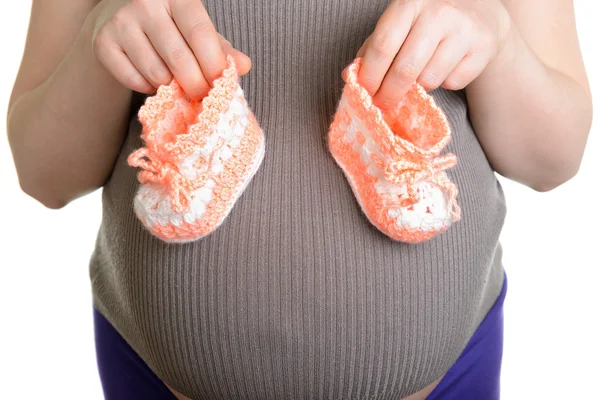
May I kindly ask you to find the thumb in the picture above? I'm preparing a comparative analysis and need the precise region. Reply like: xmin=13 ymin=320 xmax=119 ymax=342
xmin=219 ymin=36 xmax=252 ymax=76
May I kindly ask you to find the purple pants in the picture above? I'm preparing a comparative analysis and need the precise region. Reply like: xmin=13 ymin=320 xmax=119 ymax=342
xmin=94 ymin=270 xmax=507 ymax=399
xmin=426 ymin=269 xmax=507 ymax=399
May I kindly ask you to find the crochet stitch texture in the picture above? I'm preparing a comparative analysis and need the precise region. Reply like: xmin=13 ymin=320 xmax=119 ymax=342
xmin=128 ymin=55 xmax=265 ymax=243
xmin=328 ymin=57 xmax=461 ymax=243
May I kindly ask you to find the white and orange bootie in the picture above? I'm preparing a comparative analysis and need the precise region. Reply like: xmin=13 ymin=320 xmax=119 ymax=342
xmin=128 ymin=55 xmax=265 ymax=243
xmin=327 ymin=57 xmax=461 ymax=243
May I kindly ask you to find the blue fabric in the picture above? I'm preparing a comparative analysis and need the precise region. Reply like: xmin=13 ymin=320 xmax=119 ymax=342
xmin=93 ymin=270 xmax=507 ymax=399
xmin=426 ymin=269 xmax=508 ymax=400
xmin=93 ymin=309 xmax=177 ymax=400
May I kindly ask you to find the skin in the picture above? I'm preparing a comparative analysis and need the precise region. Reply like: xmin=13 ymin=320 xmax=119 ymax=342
xmin=7 ymin=0 xmax=250 ymax=209
xmin=5 ymin=0 xmax=592 ymax=399
xmin=344 ymin=0 xmax=592 ymax=192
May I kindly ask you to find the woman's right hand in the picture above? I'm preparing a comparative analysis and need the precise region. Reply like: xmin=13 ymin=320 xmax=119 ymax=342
xmin=91 ymin=0 xmax=251 ymax=100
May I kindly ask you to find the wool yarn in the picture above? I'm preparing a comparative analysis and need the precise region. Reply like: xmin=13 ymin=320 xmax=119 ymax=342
xmin=128 ymin=55 xmax=265 ymax=243
xmin=327 ymin=57 xmax=461 ymax=243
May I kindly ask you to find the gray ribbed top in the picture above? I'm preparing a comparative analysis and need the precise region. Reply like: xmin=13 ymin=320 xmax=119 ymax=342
xmin=89 ymin=0 xmax=507 ymax=398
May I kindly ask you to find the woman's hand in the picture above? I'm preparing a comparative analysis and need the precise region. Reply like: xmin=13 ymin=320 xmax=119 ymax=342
xmin=91 ymin=0 xmax=251 ymax=99
xmin=344 ymin=0 xmax=512 ymax=109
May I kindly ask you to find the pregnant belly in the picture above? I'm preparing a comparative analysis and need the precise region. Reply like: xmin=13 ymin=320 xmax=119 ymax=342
xmin=166 ymin=376 xmax=444 ymax=400
xmin=91 ymin=153 xmax=503 ymax=399
xmin=92 ymin=229 xmax=490 ymax=400
xmin=125 ymin=274 xmax=456 ymax=400
xmin=90 ymin=68 xmax=505 ymax=398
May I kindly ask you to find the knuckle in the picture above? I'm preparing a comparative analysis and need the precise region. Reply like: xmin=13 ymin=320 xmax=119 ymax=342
xmin=168 ymin=46 xmax=190 ymax=65
xmin=111 ymin=9 xmax=131 ymax=29
xmin=92 ymin=31 xmax=111 ymax=53
xmin=374 ymin=92 xmax=397 ymax=109
xmin=147 ymin=64 xmax=171 ymax=85
xmin=458 ymin=19 xmax=476 ymax=40
xmin=464 ymin=17 xmax=477 ymax=33
xmin=394 ymin=0 xmax=421 ymax=14
xmin=392 ymin=59 xmax=419 ymax=81
xmin=370 ymin=30 xmax=395 ymax=58
xmin=124 ymin=73 xmax=150 ymax=92
xmin=418 ymin=72 xmax=441 ymax=90
xmin=435 ymin=2 xmax=459 ymax=19
xmin=188 ymin=19 xmax=211 ymax=38
xmin=357 ymin=71 xmax=381 ymax=95
xmin=362 ymin=78 xmax=380 ymax=94
xmin=119 ymin=24 xmax=138 ymax=43
xmin=131 ymin=0 xmax=152 ymax=10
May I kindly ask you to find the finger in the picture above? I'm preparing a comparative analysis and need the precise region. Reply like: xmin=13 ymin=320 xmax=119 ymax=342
xmin=118 ymin=25 xmax=172 ymax=88
xmin=356 ymin=36 xmax=369 ymax=58
xmin=372 ymin=13 xmax=446 ymax=109
xmin=171 ymin=0 xmax=227 ymax=85
xmin=358 ymin=1 xmax=418 ymax=95
xmin=142 ymin=8 xmax=209 ymax=99
xmin=417 ymin=35 xmax=470 ymax=92
xmin=340 ymin=37 xmax=369 ymax=81
xmin=442 ymin=51 xmax=491 ymax=91
xmin=218 ymin=36 xmax=252 ymax=76
xmin=96 ymin=42 xmax=154 ymax=93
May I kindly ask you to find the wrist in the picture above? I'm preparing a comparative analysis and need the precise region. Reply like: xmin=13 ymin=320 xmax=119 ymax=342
xmin=476 ymin=17 xmax=522 ymax=83
xmin=78 ymin=7 xmax=100 ymax=60
xmin=494 ymin=14 xmax=521 ymax=68
xmin=73 ymin=7 xmax=130 ymax=97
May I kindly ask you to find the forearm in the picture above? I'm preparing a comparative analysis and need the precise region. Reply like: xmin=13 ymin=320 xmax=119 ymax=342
xmin=7 ymin=12 xmax=132 ymax=208
xmin=465 ymin=22 xmax=593 ymax=191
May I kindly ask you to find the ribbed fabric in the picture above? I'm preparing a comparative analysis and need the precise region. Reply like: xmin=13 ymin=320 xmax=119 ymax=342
xmin=88 ymin=1 xmax=507 ymax=398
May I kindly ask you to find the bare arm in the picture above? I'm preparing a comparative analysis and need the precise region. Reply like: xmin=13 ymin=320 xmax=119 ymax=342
xmin=7 ymin=0 xmax=131 ymax=209
xmin=465 ymin=0 xmax=592 ymax=191
xmin=350 ymin=0 xmax=592 ymax=192
xmin=7 ymin=0 xmax=251 ymax=209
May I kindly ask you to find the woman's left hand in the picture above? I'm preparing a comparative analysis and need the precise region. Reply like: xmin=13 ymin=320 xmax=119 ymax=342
xmin=344 ymin=0 xmax=513 ymax=109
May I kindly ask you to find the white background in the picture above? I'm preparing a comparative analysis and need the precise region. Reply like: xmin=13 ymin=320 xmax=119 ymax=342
xmin=1 ymin=2 xmax=598 ymax=399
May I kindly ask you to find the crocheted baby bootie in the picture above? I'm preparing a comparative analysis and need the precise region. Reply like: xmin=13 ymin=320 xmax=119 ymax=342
xmin=127 ymin=55 xmax=265 ymax=243
xmin=327 ymin=57 xmax=461 ymax=243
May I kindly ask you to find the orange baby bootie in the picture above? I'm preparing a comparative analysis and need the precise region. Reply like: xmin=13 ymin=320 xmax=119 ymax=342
xmin=327 ymin=57 xmax=461 ymax=243
xmin=127 ymin=54 xmax=265 ymax=243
